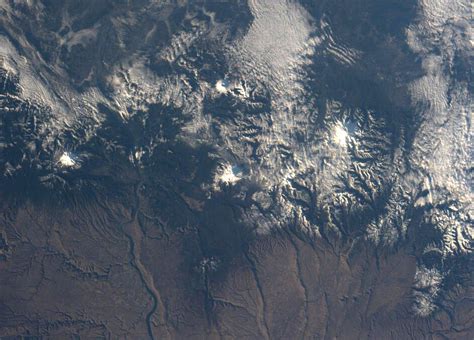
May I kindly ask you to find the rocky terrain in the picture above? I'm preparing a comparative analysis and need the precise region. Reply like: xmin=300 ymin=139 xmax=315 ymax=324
xmin=0 ymin=0 xmax=472 ymax=338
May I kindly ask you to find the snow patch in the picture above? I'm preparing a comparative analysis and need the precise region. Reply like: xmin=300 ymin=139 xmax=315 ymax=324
xmin=214 ymin=163 xmax=243 ymax=189
xmin=215 ymin=79 xmax=229 ymax=93
xmin=332 ymin=123 xmax=349 ymax=147
xmin=58 ymin=152 xmax=76 ymax=168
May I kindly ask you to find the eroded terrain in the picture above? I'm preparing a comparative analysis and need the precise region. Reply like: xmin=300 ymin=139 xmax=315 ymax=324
xmin=0 ymin=0 xmax=472 ymax=338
